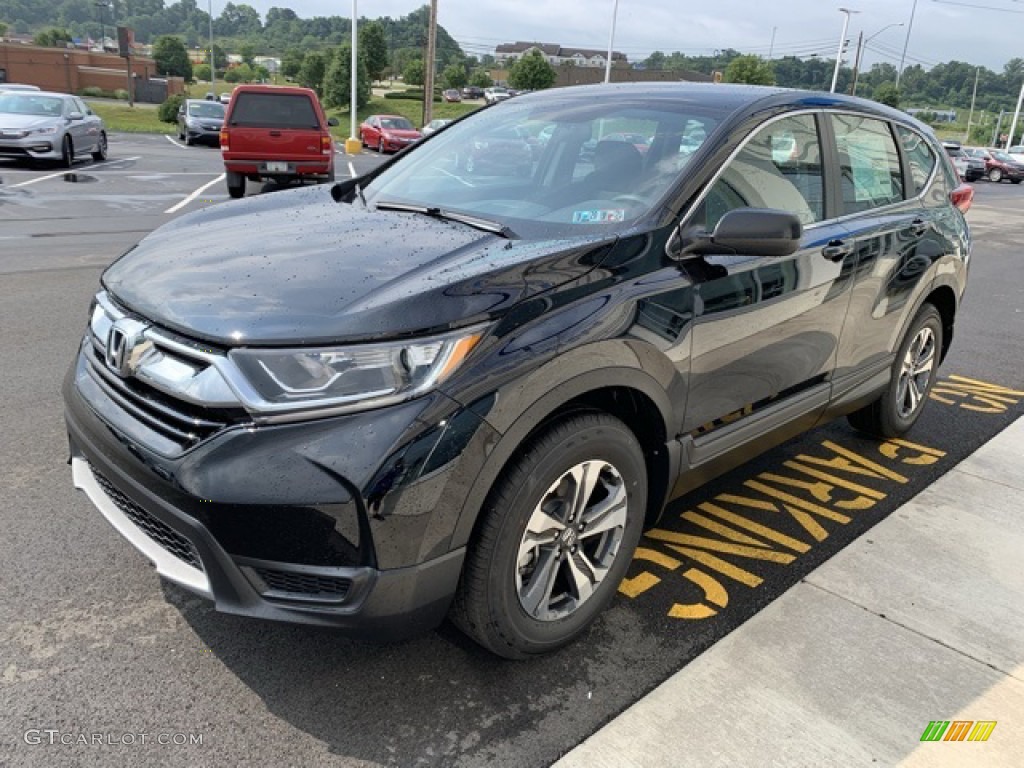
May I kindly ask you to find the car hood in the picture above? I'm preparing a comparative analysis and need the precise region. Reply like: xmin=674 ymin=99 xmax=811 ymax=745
xmin=102 ymin=184 xmax=612 ymax=346
xmin=382 ymin=128 xmax=421 ymax=139
xmin=0 ymin=113 xmax=58 ymax=130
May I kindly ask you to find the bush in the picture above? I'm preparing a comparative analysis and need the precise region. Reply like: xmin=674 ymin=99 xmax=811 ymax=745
xmin=80 ymin=86 xmax=105 ymax=98
xmin=157 ymin=93 xmax=185 ymax=123
xmin=383 ymin=89 xmax=441 ymax=102
xmin=114 ymin=89 xmax=130 ymax=101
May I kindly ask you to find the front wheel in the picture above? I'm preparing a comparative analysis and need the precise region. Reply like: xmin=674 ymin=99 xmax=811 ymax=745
xmin=60 ymin=135 xmax=73 ymax=168
xmin=378 ymin=138 xmax=386 ymax=154
xmin=848 ymin=304 xmax=943 ymax=437
xmin=91 ymin=131 xmax=108 ymax=162
xmin=451 ymin=412 xmax=647 ymax=659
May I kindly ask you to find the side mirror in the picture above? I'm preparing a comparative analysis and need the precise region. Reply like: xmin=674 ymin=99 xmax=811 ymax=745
xmin=327 ymin=117 xmax=340 ymax=127
xmin=678 ymin=208 xmax=802 ymax=258
xmin=67 ymin=111 xmax=84 ymax=121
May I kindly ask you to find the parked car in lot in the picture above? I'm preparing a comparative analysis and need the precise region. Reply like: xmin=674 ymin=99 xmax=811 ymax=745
xmin=442 ymin=89 xmax=462 ymax=103
xmin=64 ymin=83 xmax=970 ymax=659
xmin=484 ymin=87 xmax=511 ymax=104
xmin=964 ymin=146 xmax=1024 ymax=183
xmin=176 ymin=99 xmax=225 ymax=146
xmin=360 ymin=114 xmax=422 ymax=153
xmin=0 ymin=83 xmax=41 ymax=93
xmin=421 ymin=118 xmax=452 ymax=136
xmin=219 ymin=84 xmax=338 ymax=198
xmin=0 ymin=90 xmax=107 ymax=166
xmin=941 ymin=141 xmax=984 ymax=181
xmin=461 ymin=86 xmax=484 ymax=100
xmin=219 ymin=91 xmax=233 ymax=105
xmin=461 ymin=123 xmax=534 ymax=175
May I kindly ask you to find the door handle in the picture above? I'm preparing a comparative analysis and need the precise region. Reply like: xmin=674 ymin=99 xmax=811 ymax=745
xmin=822 ymin=240 xmax=853 ymax=262
xmin=269 ymin=130 xmax=282 ymax=137
xmin=909 ymin=218 xmax=929 ymax=237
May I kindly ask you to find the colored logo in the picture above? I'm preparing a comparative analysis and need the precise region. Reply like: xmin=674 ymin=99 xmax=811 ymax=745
xmin=920 ymin=720 xmax=997 ymax=742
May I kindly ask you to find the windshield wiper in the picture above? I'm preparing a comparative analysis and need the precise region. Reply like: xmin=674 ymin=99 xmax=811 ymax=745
xmin=374 ymin=200 xmax=516 ymax=239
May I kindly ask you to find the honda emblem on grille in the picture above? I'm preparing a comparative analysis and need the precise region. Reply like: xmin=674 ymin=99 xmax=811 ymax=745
xmin=105 ymin=318 xmax=151 ymax=377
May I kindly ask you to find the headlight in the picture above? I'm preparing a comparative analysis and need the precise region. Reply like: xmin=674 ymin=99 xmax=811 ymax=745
xmin=228 ymin=329 xmax=484 ymax=413
xmin=29 ymin=125 xmax=58 ymax=136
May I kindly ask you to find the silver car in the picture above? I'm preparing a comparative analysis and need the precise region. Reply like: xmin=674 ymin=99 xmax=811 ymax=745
xmin=176 ymin=98 xmax=226 ymax=146
xmin=0 ymin=91 xmax=108 ymax=166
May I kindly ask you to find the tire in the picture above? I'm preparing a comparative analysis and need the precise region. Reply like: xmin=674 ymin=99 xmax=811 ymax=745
xmin=184 ymin=133 xmax=193 ymax=146
xmin=360 ymin=131 xmax=367 ymax=148
xmin=378 ymin=138 xmax=386 ymax=154
xmin=988 ymin=167 xmax=1003 ymax=182
xmin=450 ymin=412 xmax=647 ymax=659
xmin=1012 ymin=179 xmax=1022 ymax=185
xmin=60 ymin=135 xmax=73 ymax=168
xmin=91 ymin=131 xmax=108 ymax=162
xmin=226 ymin=171 xmax=245 ymax=199
xmin=848 ymin=303 xmax=943 ymax=438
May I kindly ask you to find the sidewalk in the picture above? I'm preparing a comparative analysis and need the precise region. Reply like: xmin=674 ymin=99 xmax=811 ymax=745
xmin=556 ymin=417 xmax=1024 ymax=768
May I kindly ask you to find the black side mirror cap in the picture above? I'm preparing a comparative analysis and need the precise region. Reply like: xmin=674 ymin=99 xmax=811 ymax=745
xmin=677 ymin=207 xmax=803 ymax=259
xmin=327 ymin=117 xmax=340 ymax=127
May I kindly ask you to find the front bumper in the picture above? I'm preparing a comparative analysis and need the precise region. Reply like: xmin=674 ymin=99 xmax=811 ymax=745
xmin=63 ymin=343 xmax=497 ymax=638
xmin=0 ymin=136 xmax=60 ymax=159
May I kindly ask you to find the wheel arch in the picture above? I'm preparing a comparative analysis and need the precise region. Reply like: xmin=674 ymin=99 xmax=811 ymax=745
xmin=448 ymin=365 xmax=682 ymax=553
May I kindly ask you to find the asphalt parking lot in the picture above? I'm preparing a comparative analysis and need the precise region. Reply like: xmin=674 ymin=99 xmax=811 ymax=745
xmin=1 ymin=133 xmax=1022 ymax=767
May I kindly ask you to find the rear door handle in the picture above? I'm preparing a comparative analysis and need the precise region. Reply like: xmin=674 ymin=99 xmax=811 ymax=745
xmin=269 ymin=130 xmax=282 ymax=137
xmin=822 ymin=240 xmax=854 ymax=262
xmin=909 ymin=218 xmax=929 ymax=237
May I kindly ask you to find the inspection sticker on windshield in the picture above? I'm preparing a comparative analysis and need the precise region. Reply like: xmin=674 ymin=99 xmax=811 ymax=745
xmin=572 ymin=209 xmax=626 ymax=224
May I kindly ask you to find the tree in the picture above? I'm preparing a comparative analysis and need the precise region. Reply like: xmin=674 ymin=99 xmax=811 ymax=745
xmin=223 ymin=67 xmax=241 ymax=83
xmin=281 ymin=47 xmax=305 ymax=79
xmin=193 ymin=63 xmax=212 ymax=81
xmin=441 ymin=63 xmax=467 ymax=91
xmin=33 ymin=28 xmax=72 ymax=48
xmin=0 ymin=22 xmax=8 ymax=38
xmin=153 ymin=35 xmax=193 ymax=80
xmin=238 ymin=42 xmax=256 ymax=67
xmin=404 ymin=58 xmax=424 ymax=86
xmin=322 ymin=43 xmax=371 ymax=110
xmin=469 ymin=69 xmax=493 ymax=88
xmin=873 ymin=82 xmax=900 ymax=108
xmin=723 ymin=55 xmax=775 ymax=85
xmin=234 ymin=63 xmax=255 ymax=82
xmin=508 ymin=50 xmax=555 ymax=90
xmin=208 ymin=43 xmax=228 ymax=70
xmin=360 ymin=21 xmax=388 ymax=83
xmin=297 ymin=51 xmax=327 ymax=96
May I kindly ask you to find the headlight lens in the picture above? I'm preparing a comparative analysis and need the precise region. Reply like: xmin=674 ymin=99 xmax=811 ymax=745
xmin=229 ymin=329 xmax=483 ymax=412
xmin=29 ymin=125 xmax=58 ymax=135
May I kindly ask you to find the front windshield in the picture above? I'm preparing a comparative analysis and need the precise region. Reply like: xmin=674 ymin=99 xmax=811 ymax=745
xmin=366 ymin=95 xmax=719 ymax=239
xmin=188 ymin=102 xmax=225 ymax=118
xmin=0 ymin=94 xmax=64 ymax=116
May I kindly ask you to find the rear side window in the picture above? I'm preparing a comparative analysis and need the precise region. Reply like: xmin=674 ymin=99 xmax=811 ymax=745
xmin=831 ymin=114 xmax=903 ymax=213
xmin=229 ymin=93 xmax=320 ymax=130
xmin=899 ymin=127 xmax=938 ymax=196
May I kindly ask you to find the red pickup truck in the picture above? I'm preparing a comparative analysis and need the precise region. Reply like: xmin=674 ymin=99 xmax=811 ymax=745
xmin=219 ymin=85 xmax=338 ymax=198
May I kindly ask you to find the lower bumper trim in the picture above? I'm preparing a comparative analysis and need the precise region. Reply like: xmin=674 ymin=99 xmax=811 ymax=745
xmin=71 ymin=457 xmax=212 ymax=598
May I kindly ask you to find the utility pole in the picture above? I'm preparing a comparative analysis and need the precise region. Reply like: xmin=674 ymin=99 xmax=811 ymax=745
xmin=604 ymin=0 xmax=619 ymax=83
xmin=964 ymin=67 xmax=979 ymax=143
xmin=768 ymin=26 xmax=777 ymax=60
xmin=991 ymin=110 xmax=1005 ymax=148
xmin=850 ymin=31 xmax=864 ymax=95
xmin=1007 ymin=80 xmax=1024 ymax=149
xmin=896 ymin=0 xmax=919 ymax=89
xmin=422 ymin=0 xmax=438 ymax=126
xmin=209 ymin=0 xmax=215 ymax=94
xmin=831 ymin=8 xmax=857 ymax=94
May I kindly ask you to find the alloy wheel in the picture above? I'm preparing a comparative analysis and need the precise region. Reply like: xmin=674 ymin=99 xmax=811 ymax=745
xmin=896 ymin=326 xmax=936 ymax=419
xmin=515 ymin=460 xmax=627 ymax=621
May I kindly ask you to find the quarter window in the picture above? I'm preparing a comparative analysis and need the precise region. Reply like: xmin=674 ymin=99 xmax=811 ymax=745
xmin=700 ymin=114 xmax=824 ymax=230
xmin=831 ymin=115 xmax=903 ymax=213
xmin=896 ymin=126 xmax=936 ymax=196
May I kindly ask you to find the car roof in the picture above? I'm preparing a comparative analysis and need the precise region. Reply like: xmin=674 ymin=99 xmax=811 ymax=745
xmin=230 ymin=84 xmax=318 ymax=97
xmin=1 ymin=90 xmax=70 ymax=99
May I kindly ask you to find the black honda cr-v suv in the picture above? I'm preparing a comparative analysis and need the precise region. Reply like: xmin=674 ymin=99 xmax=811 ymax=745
xmin=64 ymin=84 xmax=971 ymax=658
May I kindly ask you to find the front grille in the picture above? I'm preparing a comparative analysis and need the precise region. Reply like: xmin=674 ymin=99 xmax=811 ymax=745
xmin=253 ymin=568 xmax=350 ymax=600
xmin=84 ymin=343 xmax=246 ymax=450
xmin=92 ymin=468 xmax=204 ymax=571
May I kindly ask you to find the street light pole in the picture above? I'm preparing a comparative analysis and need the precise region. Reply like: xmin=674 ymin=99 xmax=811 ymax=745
xmin=604 ymin=0 xmax=619 ymax=84
xmin=351 ymin=0 xmax=358 ymax=142
xmin=851 ymin=22 xmax=903 ymax=96
xmin=896 ymin=0 xmax=918 ymax=89
xmin=831 ymin=8 xmax=858 ymax=94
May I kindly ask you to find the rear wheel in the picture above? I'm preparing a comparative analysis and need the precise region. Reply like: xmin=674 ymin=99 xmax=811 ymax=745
xmin=226 ymin=171 xmax=245 ymax=199
xmin=451 ymin=412 xmax=647 ymax=659
xmin=988 ymin=167 xmax=1003 ymax=182
xmin=848 ymin=304 xmax=943 ymax=437
xmin=1012 ymin=179 xmax=1022 ymax=185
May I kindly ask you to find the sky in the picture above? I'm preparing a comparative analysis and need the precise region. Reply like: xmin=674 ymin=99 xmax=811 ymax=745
xmin=238 ymin=0 xmax=1024 ymax=74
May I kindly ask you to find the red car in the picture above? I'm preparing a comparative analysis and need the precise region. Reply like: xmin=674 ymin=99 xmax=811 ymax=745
xmin=219 ymin=85 xmax=338 ymax=199
xmin=360 ymin=115 xmax=422 ymax=154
